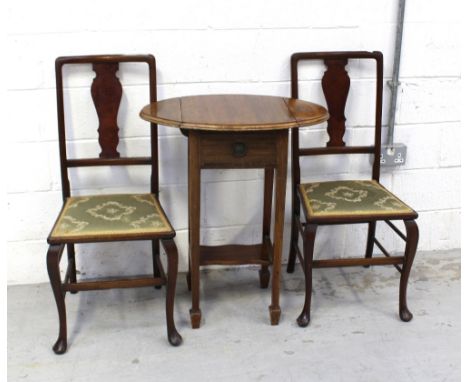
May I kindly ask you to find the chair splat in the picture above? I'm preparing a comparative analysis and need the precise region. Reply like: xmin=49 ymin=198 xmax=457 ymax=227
xmin=322 ymin=58 xmax=350 ymax=147
xmin=91 ymin=62 xmax=122 ymax=158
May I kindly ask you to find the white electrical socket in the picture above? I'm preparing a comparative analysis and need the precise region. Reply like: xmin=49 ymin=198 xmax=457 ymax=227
xmin=379 ymin=143 xmax=407 ymax=166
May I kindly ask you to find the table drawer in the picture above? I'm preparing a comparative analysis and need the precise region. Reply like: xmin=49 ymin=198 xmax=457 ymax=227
xmin=199 ymin=131 xmax=279 ymax=168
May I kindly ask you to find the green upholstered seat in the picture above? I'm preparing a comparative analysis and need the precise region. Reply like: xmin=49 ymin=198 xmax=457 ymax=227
xmin=49 ymin=193 xmax=173 ymax=243
xmin=298 ymin=180 xmax=416 ymax=221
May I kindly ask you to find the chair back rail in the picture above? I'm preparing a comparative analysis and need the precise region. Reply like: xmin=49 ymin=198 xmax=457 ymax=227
xmin=290 ymin=51 xmax=383 ymax=182
xmin=55 ymin=54 xmax=158 ymax=200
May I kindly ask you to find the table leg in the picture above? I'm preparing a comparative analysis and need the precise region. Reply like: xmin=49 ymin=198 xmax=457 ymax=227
xmin=188 ymin=132 xmax=202 ymax=328
xmin=269 ymin=131 xmax=289 ymax=325
xmin=259 ymin=168 xmax=274 ymax=288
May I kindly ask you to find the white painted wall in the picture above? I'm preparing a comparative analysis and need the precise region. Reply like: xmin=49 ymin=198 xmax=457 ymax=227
xmin=6 ymin=0 xmax=461 ymax=285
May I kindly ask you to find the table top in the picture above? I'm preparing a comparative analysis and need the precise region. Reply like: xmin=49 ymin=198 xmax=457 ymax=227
xmin=140 ymin=94 xmax=328 ymax=132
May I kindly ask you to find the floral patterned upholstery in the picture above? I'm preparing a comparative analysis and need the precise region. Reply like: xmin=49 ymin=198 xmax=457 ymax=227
xmin=299 ymin=180 xmax=416 ymax=221
xmin=49 ymin=194 xmax=173 ymax=243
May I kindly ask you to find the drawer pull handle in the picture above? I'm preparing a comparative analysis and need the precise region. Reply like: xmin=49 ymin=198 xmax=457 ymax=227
xmin=232 ymin=142 xmax=247 ymax=157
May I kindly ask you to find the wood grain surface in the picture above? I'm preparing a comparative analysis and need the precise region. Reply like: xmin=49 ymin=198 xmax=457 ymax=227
xmin=140 ymin=94 xmax=328 ymax=131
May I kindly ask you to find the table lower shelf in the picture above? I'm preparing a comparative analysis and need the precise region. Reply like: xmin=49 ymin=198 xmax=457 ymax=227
xmin=199 ymin=238 xmax=273 ymax=266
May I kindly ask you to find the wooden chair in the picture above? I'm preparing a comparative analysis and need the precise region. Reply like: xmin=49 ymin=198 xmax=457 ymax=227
xmin=287 ymin=51 xmax=419 ymax=327
xmin=47 ymin=54 xmax=182 ymax=354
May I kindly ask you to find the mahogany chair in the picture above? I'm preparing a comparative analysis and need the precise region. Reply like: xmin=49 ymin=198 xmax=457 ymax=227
xmin=47 ymin=54 xmax=182 ymax=354
xmin=287 ymin=51 xmax=419 ymax=327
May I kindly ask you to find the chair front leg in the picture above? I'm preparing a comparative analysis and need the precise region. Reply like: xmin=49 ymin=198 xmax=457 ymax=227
xmin=399 ymin=220 xmax=419 ymax=322
xmin=46 ymin=244 xmax=67 ymax=354
xmin=297 ymin=224 xmax=318 ymax=327
xmin=161 ymin=238 xmax=182 ymax=346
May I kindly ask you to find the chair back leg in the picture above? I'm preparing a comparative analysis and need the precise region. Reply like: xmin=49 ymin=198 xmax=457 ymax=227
xmin=364 ymin=221 xmax=377 ymax=267
xmin=287 ymin=190 xmax=301 ymax=273
xmin=66 ymin=244 xmax=78 ymax=293
xmin=259 ymin=265 xmax=271 ymax=289
xmin=186 ymin=263 xmax=192 ymax=291
xmin=152 ymin=239 xmax=163 ymax=289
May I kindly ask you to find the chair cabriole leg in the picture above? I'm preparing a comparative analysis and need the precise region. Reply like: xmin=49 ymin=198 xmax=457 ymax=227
xmin=297 ymin=224 xmax=318 ymax=327
xmin=47 ymin=244 xmax=67 ymax=354
xmin=161 ymin=239 xmax=182 ymax=346
xmin=399 ymin=219 xmax=419 ymax=322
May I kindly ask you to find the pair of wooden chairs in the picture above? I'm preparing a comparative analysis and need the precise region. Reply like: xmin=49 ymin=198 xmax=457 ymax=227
xmin=46 ymin=51 xmax=418 ymax=354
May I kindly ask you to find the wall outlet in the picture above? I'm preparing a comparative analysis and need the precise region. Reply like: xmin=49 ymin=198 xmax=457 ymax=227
xmin=379 ymin=143 xmax=407 ymax=166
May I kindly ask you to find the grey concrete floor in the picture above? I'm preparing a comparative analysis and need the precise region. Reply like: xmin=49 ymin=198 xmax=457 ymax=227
xmin=8 ymin=250 xmax=460 ymax=382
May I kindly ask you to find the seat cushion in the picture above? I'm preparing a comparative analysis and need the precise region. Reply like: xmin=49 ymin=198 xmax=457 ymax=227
xmin=298 ymin=180 xmax=416 ymax=221
xmin=48 ymin=193 xmax=174 ymax=243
